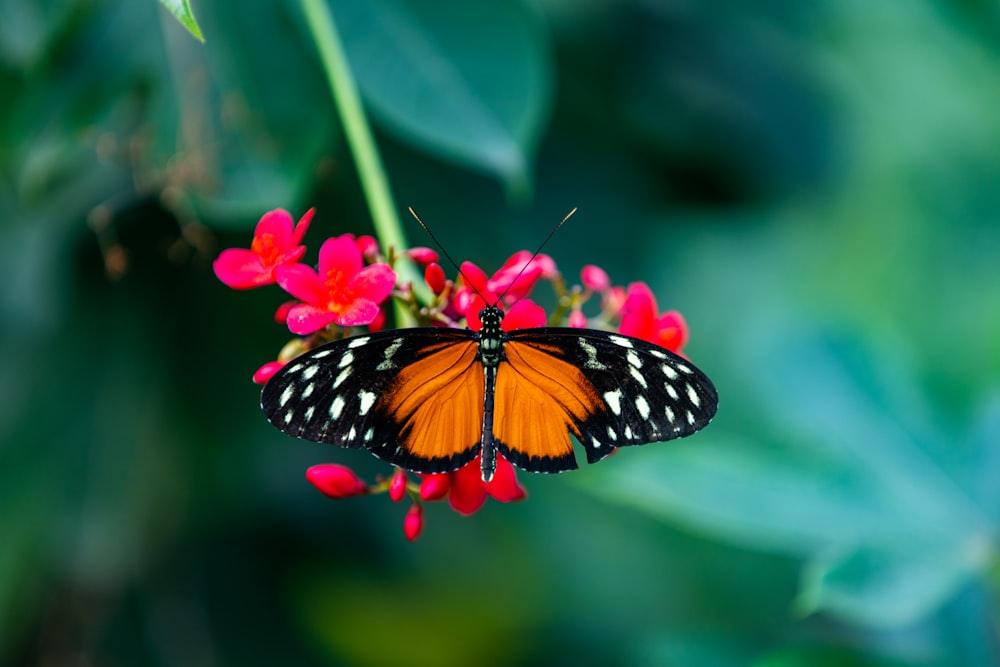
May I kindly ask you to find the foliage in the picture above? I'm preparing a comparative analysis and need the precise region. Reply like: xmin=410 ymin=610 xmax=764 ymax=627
xmin=2 ymin=0 xmax=998 ymax=665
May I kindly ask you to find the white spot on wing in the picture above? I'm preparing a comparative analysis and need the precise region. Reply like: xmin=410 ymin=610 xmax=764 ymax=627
xmin=629 ymin=366 xmax=648 ymax=389
xmin=302 ymin=365 xmax=318 ymax=380
xmin=609 ymin=335 xmax=633 ymax=348
xmin=665 ymin=406 xmax=675 ymax=423
xmin=607 ymin=426 xmax=618 ymax=441
xmin=635 ymin=395 xmax=651 ymax=419
xmin=626 ymin=350 xmax=642 ymax=369
xmin=677 ymin=363 xmax=693 ymax=375
xmin=376 ymin=338 xmax=404 ymax=371
xmin=624 ymin=424 xmax=633 ymax=439
xmin=330 ymin=396 xmax=346 ymax=420
xmin=364 ymin=427 xmax=374 ymax=442
xmin=358 ymin=390 xmax=377 ymax=416
xmin=686 ymin=383 xmax=701 ymax=408
xmin=283 ymin=411 xmax=293 ymax=424
xmin=338 ymin=351 xmax=354 ymax=368
xmin=333 ymin=367 xmax=352 ymax=389
xmin=304 ymin=406 xmax=315 ymax=422
xmin=686 ymin=411 xmax=695 ymax=425
xmin=650 ymin=349 xmax=667 ymax=360
xmin=591 ymin=436 xmax=602 ymax=449
xmin=280 ymin=385 xmax=294 ymax=407
xmin=348 ymin=426 xmax=357 ymax=440
xmin=348 ymin=337 xmax=370 ymax=349
xmin=666 ymin=384 xmax=679 ymax=401
xmin=302 ymin=383 xmax=315 ymax=399
xmin=578 ymin=338 xmax=607 ymax=370
xmin=312 ymin=350 xmax=332 ymax=359
xmin=662 ymin=364 xmax=679 ymax=380
xmin=604 ymin=390 xmax=623 ymax=416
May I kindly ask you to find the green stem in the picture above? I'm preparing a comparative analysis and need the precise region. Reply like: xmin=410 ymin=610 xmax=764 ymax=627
xmin=301 ymin=0 xmax=426 ymax=319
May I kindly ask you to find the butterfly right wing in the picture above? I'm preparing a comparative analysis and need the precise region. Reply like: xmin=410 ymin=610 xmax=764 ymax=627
xmin=261 ymin=328 xmax=485 ymax=474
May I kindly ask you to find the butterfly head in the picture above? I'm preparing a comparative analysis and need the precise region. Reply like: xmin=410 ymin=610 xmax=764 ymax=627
xmin=478 ymin=304 xmax=505 ymax=339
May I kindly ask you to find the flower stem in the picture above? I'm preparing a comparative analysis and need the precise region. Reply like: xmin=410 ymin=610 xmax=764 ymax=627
xmin=300 ymin=0 xmax=425 ymax=319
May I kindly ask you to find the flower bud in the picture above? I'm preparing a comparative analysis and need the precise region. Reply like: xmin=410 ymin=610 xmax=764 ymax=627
xmin=425 ymin=262 xmax=447 ymax=295
xmin=306 ymin=464 xmax=368 ymax=499
xmin=389 ymin=469 xmax=408 ymax=502
xmin=403 ymin=504 xmax=424 ymax=541
xmin=581 ymin=265 xmax=611 ymax=292
xmin=407 ymin=247 xmax=439 ymax=265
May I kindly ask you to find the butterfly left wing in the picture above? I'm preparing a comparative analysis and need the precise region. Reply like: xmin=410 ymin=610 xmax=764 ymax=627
xmin=493 ymin=328 xmax=718 ymax=473
xmin=261 ymin=328 xmax=485 ymax=474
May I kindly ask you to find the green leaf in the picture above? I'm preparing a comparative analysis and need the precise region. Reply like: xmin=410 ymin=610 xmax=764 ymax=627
xmin=574 ymin=329 xmax=998 ymax=628
xmin=328 ymin=0 xmax=553 ymax=188
xmin=159 ymin=0 xmax=205 ymax=42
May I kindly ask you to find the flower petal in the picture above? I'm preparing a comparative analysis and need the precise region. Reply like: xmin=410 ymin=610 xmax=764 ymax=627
xmin=485 ymin=457 xmax=527 ymax=503
xmin=291 ymin=208 xmax=315 ymax=245
xmin=275 ymin=264 xmax=326 ymax=305
xmin=254 ymin=209 xmax=296 ymax=247
xmin=285 ymin=304 xmax=338 ymax=335
xmin=332 ymin=299 xmax=380 ymax=327
xmin=347 ymin=263 xmax=397 ymax=305
xmin=618 ymin=282 xmax=657 ymax=342
xmin=213 ymin=248 xmax=269 ymax=288
xmin=448 ymin=459 xmax=489 ymax=515
xmin=318 ymin=234 xmax=362 ymax=281
xmin=502 ymin=299 xmax=546 ymax=330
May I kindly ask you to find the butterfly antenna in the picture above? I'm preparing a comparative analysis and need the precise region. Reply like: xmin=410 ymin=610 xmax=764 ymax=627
xmin=495 ymin=207 xmax=577 ymax=303
xmin=408 ymin=207 xmax=483 ymax=299
xmin=408 ymin=206 xmax=578 ymax=306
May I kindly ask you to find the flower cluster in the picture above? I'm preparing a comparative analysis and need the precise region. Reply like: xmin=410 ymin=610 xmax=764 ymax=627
xmin=215 ymin=208 xmax=691 ymax=541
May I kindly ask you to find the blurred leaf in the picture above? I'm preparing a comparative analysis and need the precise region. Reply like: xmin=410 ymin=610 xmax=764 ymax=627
xmin=159 ymin=0 xmax=205 ymax=42
xmin=575 ymin=329 xmax=997 ymax=628
xmin=293 ymin=567 xmax=540 ymax=667
xmin=328 ymin=0 xmax=553 ymax=189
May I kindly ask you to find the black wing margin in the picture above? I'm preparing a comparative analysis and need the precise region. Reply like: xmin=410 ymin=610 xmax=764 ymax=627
xmin=507 ymin=328 xmax=718 ymax=465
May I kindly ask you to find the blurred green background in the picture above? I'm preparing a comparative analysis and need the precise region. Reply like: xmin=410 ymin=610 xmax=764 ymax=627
xmin=3 ymin=0 xmax=999 ymax=665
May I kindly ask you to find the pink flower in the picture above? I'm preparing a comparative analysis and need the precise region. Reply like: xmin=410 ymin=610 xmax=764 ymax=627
xmin=419 ymin=454 xmax=527 ymax=516
xmin=486 ymin=250 xmax=556 ymax=300
xmin=276 ymin=234 xmax=397 ymax=335
xmin=306 ymin=464 xmax=368 ymax=498
xmin=618 ymin=282 xmax=689 ymax=353
xmin=213 ymin=209 xmax=313 ymax=289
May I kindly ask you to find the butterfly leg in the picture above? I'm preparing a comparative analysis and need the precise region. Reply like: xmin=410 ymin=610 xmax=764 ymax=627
xmin=480 ymin=364 xmax=498 ymax=482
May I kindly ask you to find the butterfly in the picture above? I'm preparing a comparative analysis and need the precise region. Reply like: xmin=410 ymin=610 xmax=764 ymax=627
xmin=261 ymin=302 xmax=718 ymax=482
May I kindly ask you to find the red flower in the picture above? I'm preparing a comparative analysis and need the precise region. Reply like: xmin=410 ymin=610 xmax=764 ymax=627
xmin=453 ymin=252 xmax=555 ymax=326
xmin=213 ymin=209 xmax=313 ymax=289
xmin=420 ymin=454 xmax=527 ymax=516
xmin=618 ymin=282 xmax=689 ymax=353
xmin=276 ymin=234 xmax=397 ymax=335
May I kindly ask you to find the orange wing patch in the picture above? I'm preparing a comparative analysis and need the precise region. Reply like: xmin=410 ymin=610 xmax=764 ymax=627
xmin=493 ymin=341 xmax=604 ymax=472
xmin=381 ymin=340 xmax=484 ymax=465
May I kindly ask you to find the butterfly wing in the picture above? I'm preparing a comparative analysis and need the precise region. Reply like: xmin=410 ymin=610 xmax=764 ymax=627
xmin=261 ymin=328 xmax=484 ymax=473
xmin=493 ymin=328 xmax=718 ymax=473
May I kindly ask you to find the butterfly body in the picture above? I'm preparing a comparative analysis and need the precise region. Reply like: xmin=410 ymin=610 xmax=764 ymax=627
xmin=262 ymin=305 xmax=717 ymax=481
